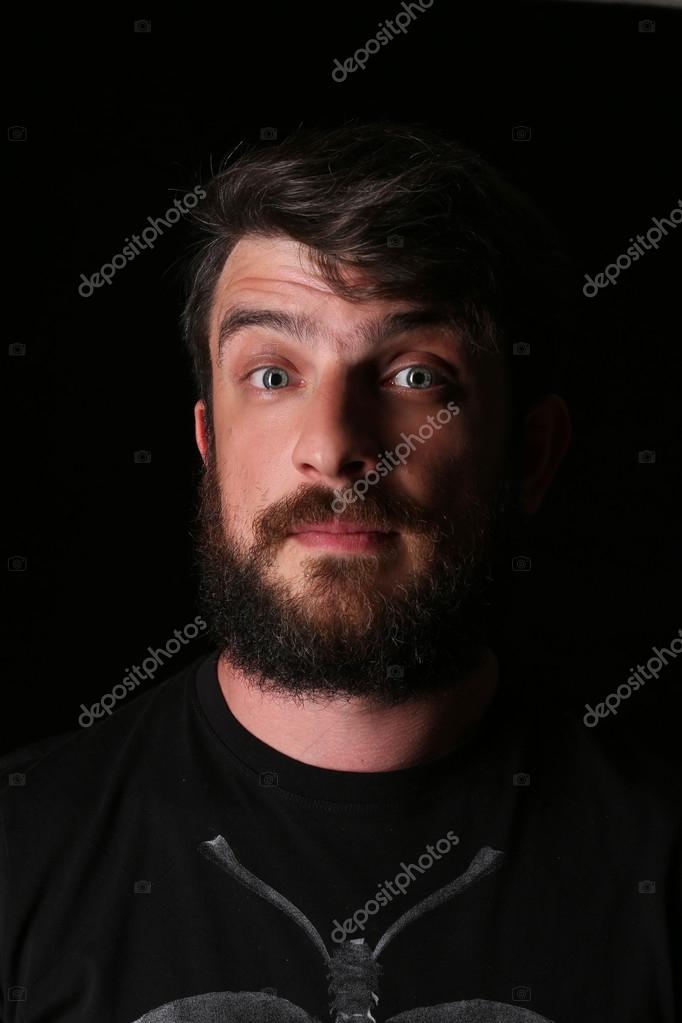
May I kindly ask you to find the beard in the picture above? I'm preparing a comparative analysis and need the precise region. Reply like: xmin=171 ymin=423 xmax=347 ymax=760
xmin=194 ymin=450 xmax=518 ymax=705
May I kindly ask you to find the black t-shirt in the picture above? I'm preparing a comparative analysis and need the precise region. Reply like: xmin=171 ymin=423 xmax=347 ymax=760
xmin=1 ymin=650 xmax=680 ymax=1023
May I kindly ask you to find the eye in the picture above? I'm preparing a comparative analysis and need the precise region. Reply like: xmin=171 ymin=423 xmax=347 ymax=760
xmin=391 ymin=365 xmax=439 ymax=389
xmin=249 ymin=366 xmax=291 ymax=390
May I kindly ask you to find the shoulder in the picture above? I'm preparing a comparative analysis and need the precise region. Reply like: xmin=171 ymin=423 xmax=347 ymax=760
xmin=0 ymin=731 xmax=78 ymax=780
xmin=500 ymin=654 xmax=681 ymax=820
xmin=0 ymin=651 xmax=213 ymax=822
xmin=526 ymin=687 xmax=682 ymax=843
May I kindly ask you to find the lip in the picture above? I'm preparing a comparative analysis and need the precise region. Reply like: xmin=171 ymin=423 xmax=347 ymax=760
xmin=289 ymin=521 xmax=393 ymax=535
xmin=288 ymin=522 xmax=399 ymax=553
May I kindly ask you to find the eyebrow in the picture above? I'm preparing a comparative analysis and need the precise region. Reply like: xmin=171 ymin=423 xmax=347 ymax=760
xmin=216 ymin=304 xmax=462 ymax=364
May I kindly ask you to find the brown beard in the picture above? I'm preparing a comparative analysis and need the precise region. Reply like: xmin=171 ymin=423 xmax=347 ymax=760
xmin=193 ymin=452 xmax=517 ymax=704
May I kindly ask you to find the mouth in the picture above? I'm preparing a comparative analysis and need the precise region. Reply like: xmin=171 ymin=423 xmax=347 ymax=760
xmin=288 ymin=521 xmax=399 ymax=553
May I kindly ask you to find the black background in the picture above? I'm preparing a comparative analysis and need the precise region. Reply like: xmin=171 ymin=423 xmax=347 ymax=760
xmin=5 ymin=1 xmax=681 ymax=754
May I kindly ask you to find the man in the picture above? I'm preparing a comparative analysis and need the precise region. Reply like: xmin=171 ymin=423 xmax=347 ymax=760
xmin=1 ymin=121 xmax=679 ymax=1023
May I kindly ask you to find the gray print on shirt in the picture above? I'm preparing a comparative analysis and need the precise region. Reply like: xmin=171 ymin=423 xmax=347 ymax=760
xmin=130 ymin=836 xmax=556 ymax=1022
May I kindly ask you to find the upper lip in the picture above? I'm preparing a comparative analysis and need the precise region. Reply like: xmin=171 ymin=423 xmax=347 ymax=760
xmin=289 ymin=520 xmax=395 ymax=535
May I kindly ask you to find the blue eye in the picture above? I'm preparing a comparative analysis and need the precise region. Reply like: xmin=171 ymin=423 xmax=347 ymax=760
xmin=393 ymin=365 xmax=436 ymax=389
xmin=250 ymin=366 xmax=290 ymax=389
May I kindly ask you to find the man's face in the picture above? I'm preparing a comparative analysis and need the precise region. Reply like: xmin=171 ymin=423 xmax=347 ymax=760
xmin=194 ymin=235 xmax=516 ymax=702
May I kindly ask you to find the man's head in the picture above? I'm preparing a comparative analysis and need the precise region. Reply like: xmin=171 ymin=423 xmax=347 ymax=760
xmin=181 ymin=121 xmax=572 ymax=703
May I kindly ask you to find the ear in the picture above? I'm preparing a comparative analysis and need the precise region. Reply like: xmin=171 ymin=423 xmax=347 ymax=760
xmin=194 ymin=400 xmax=210 ymax=465
xmin=517 ymin=393 xmax=571 ymax=516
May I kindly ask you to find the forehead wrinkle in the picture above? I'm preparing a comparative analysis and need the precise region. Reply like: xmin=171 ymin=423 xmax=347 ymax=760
xmin=214 ymin=301 xmax=463 ymax=369
xmin=216 ymin=304 xmax=371 ymax=366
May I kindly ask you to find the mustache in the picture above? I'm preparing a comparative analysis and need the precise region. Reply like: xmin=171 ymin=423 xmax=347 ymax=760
xmin=253 ymin=483 xmax=439 ymax=546
xmin=198 ymin=455 xmax=509 ymax=561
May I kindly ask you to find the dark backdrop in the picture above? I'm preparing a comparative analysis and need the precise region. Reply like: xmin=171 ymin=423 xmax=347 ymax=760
xmin=5 ymin=1 xmax=681 ymax=754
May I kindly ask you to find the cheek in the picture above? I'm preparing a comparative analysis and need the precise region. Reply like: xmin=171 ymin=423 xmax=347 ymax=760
xmin=214 ymin=427 xmax=292 ymax=528
xmin=389 ymin=429 xmax=469 ymax=506
xmin=424 ymin=454 xmax=471 ymax=510
xmin=455 ymin=385 xmax=509 ymax=489
xmin=402 ymin=406 xmax=505 ymax=512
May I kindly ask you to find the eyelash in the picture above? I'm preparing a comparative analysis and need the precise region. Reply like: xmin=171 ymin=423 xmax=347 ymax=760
xmin=245 ymin=364 xmax=455 ymax=392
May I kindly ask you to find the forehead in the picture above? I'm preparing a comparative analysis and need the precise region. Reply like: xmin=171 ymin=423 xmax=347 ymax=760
xmin=208 ymin=235 xmax=419 ymax=356
xmin=212 ymin=235 xmax=337 ymax=302
xmin=206 ymin=236 xmax=505 ymax=394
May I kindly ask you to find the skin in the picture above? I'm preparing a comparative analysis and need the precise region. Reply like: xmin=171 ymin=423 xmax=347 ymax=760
xmin=194 ymin=236 xmax=571 ymax=771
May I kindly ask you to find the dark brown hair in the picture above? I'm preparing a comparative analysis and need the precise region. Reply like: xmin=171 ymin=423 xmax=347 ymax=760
xmin=180 ymin=119 xmax=575 ymax=435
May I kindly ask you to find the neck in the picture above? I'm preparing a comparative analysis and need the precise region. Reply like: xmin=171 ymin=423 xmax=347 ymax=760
xmin=216 ymin=647 xmax=500 ymax=772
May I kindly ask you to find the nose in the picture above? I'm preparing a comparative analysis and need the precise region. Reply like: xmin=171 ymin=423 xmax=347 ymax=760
xmin=291 ymin=375 xmax=383 ymax=491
